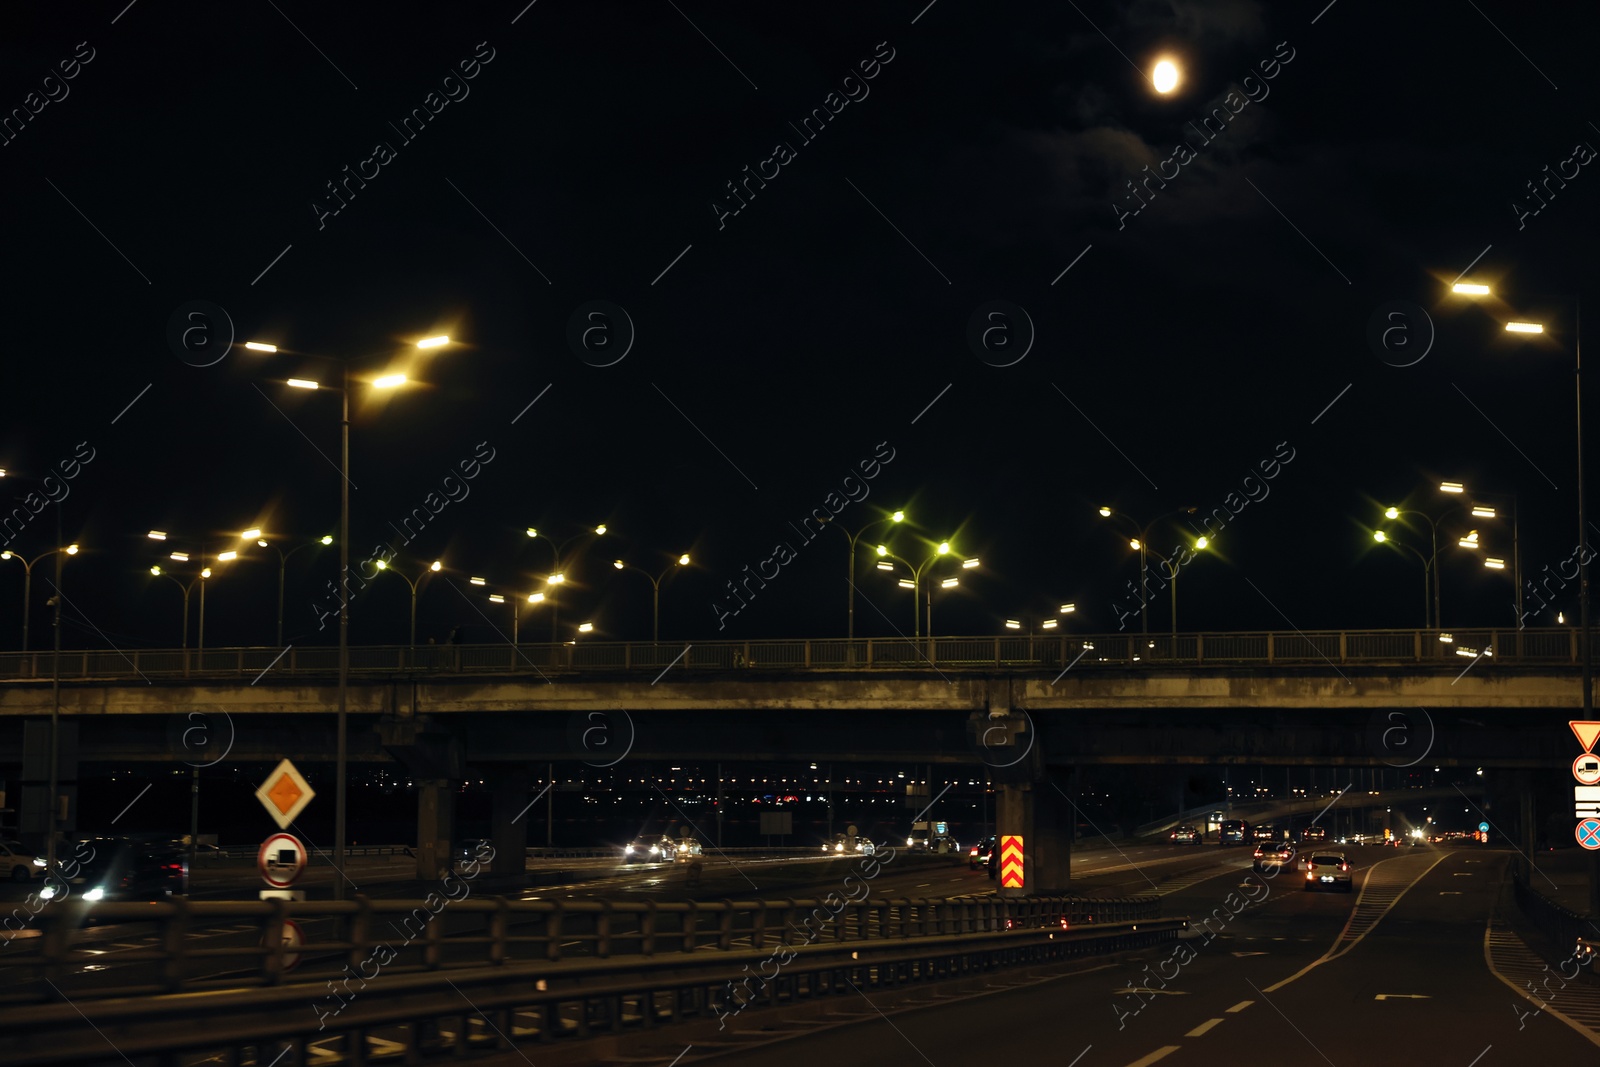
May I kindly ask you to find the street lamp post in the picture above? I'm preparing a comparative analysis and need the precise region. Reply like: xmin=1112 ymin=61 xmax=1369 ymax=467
xmin=1372 ymin=532 xmax=1430 ymax=628
xmin=247 ymin=332 xmax=447 ymax=902
xmin=874 ymin=542 xmax=974 ymax=637
xmin=254 ymin=533 xmax=334 ymax=647
xmin=149 ymin=565 xmax=211 ymax=656
xmin=613 ymin=554 xmax=691 ymax=642
xmin=0 ymin=543 xmax=79 ymax=653
xmin=1141 ymin=538 xmax=1209 ymax=636
xmin=1379 ymin=508 xmax=1442 ymax=628
xmin=526 ymin=526 xmax=607 ymax=647
xmin=375 ymin=558 xmax=441 ymax=656
xmin=823 ymin=510 xmax=905 ymax=641
xmin=1098 ymin=507 xmax=1198 ymax=635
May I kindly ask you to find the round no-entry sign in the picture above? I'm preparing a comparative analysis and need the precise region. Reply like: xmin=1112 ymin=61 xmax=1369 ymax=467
xmin=258 ymin=833 xmax=307 ymax=888
xmin=1578 ymin=819 xmax=1600 ymax=851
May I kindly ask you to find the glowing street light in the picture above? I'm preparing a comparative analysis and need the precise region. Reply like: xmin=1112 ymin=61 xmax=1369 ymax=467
xmin=614 ymin=552 xmax=694 ymax=641
xmin=373 ymin=558 xmax=444 ymax=653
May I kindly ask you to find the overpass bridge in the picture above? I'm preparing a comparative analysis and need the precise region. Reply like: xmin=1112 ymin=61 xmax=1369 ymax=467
xmin=0 ymin=628 xmax=1583 ymax=891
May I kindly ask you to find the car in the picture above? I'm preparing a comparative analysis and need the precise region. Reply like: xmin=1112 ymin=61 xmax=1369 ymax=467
xmin=1576 ymin=937 xmax=1597 ymax=968
xmin=1252 ymin=841 xmax=1295 ymax=872
xmin=1299 ymin=826 xmax=1328 ymax=844
xmin=1219 ymin=820 xmax=1250 ymax=845
xmin=0 ymin=840 xmax=45 ymax=882
xmin=1251 ymin=825 xmax=1279 ymax=843
xmin=623 ymin=835 xmax=678 ymax=862
xmin=51 ymin=837 xmax=188 ymax=903
xmin=905 ymin=829 xmax=932 ymax=850
xmin=1170 ymin=826 xmax=1201 ymax=845
xmin=969 ymin=835 xmax=996 ymax=869
xmin=1302 ymin=852 xmax=1354 ymax=892
xmin=928 ymin=835 xmax=961 ymax=856
xmin=822 ymin=834 xmax=876 ymax=856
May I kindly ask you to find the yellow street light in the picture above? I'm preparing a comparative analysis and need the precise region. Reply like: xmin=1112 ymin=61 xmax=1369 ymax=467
xmin=577 ymin=622 xmax=594 ymax=633
xmin=940 ymin=577 xmax=958 ymax=588
xmin=257 ymin=539 xmax=269 ymax=548
xmin=1471 ymin=506 xmax=1496 ymax=518
xmin=678 ymin=554 xmax=691 ymax=566
xmin=595 ymin=524 xmax=608 ymax=535
xmin=1005 ymin=619 xmax=1021 ymax=630
xmin=1060 ymin=603 xmax=1076 ymax=614
xmin=891 ymin=511 xmax=905 ymax=522
xmin=244 ymin=341 xmax=278 ymax=352
xmin=1485 ymin=557 xmax=1506 ymax=570
xmin=1373 ymin=531 xmax=1387 ymax=543
xmin=489 ymin=594 xmax=506 ymax=603
xmin=216 ymin=551 xmax=237 ymax=562
xmin=897 ymin=578 xmax=914 ymax=589
xmin=1098 ymin=506 xmax=1112 ymax=517
xmin=429 ymin=560 xmax=441 ymax=571
xmin=147 ymin=531 xmax=167 ymax=540
xmin=1459 ymin=532 xmax=1480 ymax=549
xmin=1129 ymin=538 xmax=1141 ymax=550
xmin=417 ymin=335 xmax=450 ymax=348
xmin=1506 ymin=322 xmax=1544 ymax=334
xmin=65 ymin=544 xmax=78 ymax=555
xmin=320 ymin=535 xmax=334 ymax=545
xmin=1194 ymin=536 xmax=1209 ymax=550
xmin=1385 ymin=507 xmax=1400 ymax=519
xmin=528 ymin=592 xmax=544 ymax=603
xmin=962 ymin=557 xmax=979 ymax=569
xmin=240 ymin=529 xmax=262 ymax=540
xmin=1440 ymin=482 xmax=1465 ymax=493
xmin=375 ymin=560 xmax=389 ymax=570
xmin=936 ymin=542 xmax=950 ymax=555
xmin=469 ymin=576 xmax=487 ymax=586
xmin=549 ymin=572 xmax=565 ymax=584
xmin=876 ymin=561 xmax=894 ymax=571
xmin=613 ymin=559 xmax=624 ymax=570
xmin=200 ymin=567 xmax=211 ymax=579
xmin=1452 ymin=283 xmax=1490 ymax=295
xmin=170 ymin=552 xmax=190 ymax=561
xmin=1041 ymin=618 xmax=1058 ymax=630
xmin=149 ymin=565 xmax=161 ymax=576
xmin=372 ymin=373 xmax=406 ymax=389
xmin=287 ymin=378 xmax=319 ymax=389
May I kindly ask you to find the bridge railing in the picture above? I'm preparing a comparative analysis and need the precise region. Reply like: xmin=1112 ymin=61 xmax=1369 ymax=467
xmin=0 ymin=628 xmax=1579 ymax=680
xmin=0 ymin=916 xmax=1186 ymax=1065
xmin=0 ymin=892 xmax=1161 ymax=1006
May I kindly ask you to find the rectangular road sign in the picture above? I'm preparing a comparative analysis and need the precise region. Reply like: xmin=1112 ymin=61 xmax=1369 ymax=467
xmin=1000 ymin=835 xmax=1024 ymax=888
xmin=1577 ymin=786 xmax=1600 ymax=802
xmin=1578 ymin=803 xmax=1600 ymax=819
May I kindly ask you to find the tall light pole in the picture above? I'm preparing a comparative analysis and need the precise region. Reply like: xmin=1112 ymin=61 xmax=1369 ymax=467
xmin=1372 ymin=531 xmax=1430 ymax=628
xmin=251 ymin=532 xmax=334 ymax=647
xmin=613 ymin=553 xmax=691 ymax=642
xmin=1098 ymin=506 xmax=1198 ymax=635
xmin=1378 ymin=508 xmax=1443 ymax=628
xmin=1454 ymin=282 xmax=1590 ymax=909
xmin=822 ymin=510 xmax=905 ymax=641
xmin=486 ymin=588 xmax=544 ymax=645
xmin=526 ymin=525 xmax=608 ymax=646
xmin=246 ymin=333 xmax=448 ymax=902
xmin=0 ymin=543 xmax=79 ymax=652
xmin=148 ymin=565 xmax=211 ymax=660
xmin=375 ymin=558 xmax=441 ymax=655
xmin=1141 ymin=537 xmax=1209 ymax=635
xmin=873 ymin=541 xmax=973 ymax=637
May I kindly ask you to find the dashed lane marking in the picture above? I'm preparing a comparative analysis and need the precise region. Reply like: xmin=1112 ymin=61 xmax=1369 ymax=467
xmin=1186 ymin=1018 xmax=1225 ymax=1037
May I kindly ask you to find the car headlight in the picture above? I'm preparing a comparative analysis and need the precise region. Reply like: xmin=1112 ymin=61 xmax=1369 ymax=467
xmin=835 ymin=843 xmax=844 ymax=852
xmin=906 ymin=837 xmax=914 ymax=846
xmin=32 ymin=857 xmax=46 ymax=867
xmin=649 ymin=845 xmax=660 ymax=854
xmin=84 ymin=887 xmax=104 ymax=902
xmin=624 ymin=845 xmax=634 ymax=853
xmin=39 ymin=884 xmax=57 ymax=900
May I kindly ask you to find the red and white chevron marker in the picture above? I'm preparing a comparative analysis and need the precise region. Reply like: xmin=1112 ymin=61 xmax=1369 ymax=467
xmin=1000 ymin=835 xmax=1025 ymax=888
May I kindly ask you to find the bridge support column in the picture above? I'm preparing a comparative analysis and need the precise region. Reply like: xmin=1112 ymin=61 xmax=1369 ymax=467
xmin=416 ymin=778 xmax=456 ymax=880
xmin=996 ymin=772 xmax=1073 ymax=896
xmin=488 ymin=769 xmax=532 ymax=880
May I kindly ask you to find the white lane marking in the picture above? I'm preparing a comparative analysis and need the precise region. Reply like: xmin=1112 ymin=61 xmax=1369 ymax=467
xmin=1263 ymin=851 xmax=1450 ymax=993
xmin=1484 ymin=921 xmax=1600 ymax=1045
xmin=1186 ymin=1017 xmax=1225 ymax=1037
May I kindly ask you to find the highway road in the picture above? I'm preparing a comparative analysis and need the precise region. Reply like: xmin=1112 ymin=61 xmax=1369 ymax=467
xmin=608 ymin=845 xmax=1600 ymax=1066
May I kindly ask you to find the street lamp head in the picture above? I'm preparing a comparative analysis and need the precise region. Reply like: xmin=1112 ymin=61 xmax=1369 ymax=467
xmin=1005 ymin=619 xmax=1021 ymax=630
xmin=200 ymin=567 xmax=212 ymax=579
xmin=1471 ymin=506 xmax=1496 ymax=518
xmin=0 ymin=551 xmax=11 ymax=560
xmin=876 ymin=544 xmax=888 ymax=556
xmin=416 ymin=335 xmax=450 ymax=348
xmin=526 ymin=528 xmax=539 ymax=538
xmin=1373 ymin=531 xmax=1387 ymax=543
xmin=962 ymin=557 xmax=979 ymax=568
xmin=372 ymin=373 xmax=406 ymax=389
xmin=577 ymin=622 xmax=594 ymax=633
xmin=469 ymin=576 xmax=486 ymax=586
xmin=549 ymin=572 xmax=565 ymax=584
xmin=613 ymin=559 xmax=625 ymax=570
xmin=936 ymin=542 xmax=950 ymax=555
xmin=891 ymin=511 xmax=905 ymax=522
xmin=149 ymin=565 xmax=160 ymax=575
xmin=1098 ymin=506 xmax=1112 ymax=517
xmin=897 ymin=578 xmax=914 ymax=589
xmin=1439 ymin=482 xmax=1464 ymax=494
xmin=1060 ymin=602 xmax=1076 ymax=614
xmin=678 ymin=554 xmax=691 ymax=566
xmin=595 ymin=524 xmax=607 ymax=535
xmin=320 ymin=535 xmax=333 ymax=545
xmin=1452 ymin=282 xmax=1490 ymax=295
xmin=375 ymin=559 xmax=389 ymax=570
xmin=65 ymin=544 xmax=78 ymax=555
xmin=240 ymin=529 xmax=261 ymax=541
xmin=1194 ymin=536 xmax=1209 ymax=550
xmin=257 ymin=539 xmax=269 ymax=548
xmin=489 ymin=594 xmax=506 ymax=603
xmin=1152 ymin=57 xmax=1180 ymax=93
xmin=1505 ymin=321 xmax=1544 ymax=334
xmin=244 ymin=341 xmax=278 ymax=352
xmin=287 ymin=378 xmax=319 ymax=389
xmin=147 ymin=530 xmax=167 ymax=540
xmin=1041 ymin=618 xmax=1058 ymax=629
xmin=1384 ymin=507 xmax=1400 ymax=519
xmin=529 ymin=592 xmax=545 ymax=602
xmin=876 ymin=561 xmax=894 ymax=571
xmin=1484 ymin=557 xmax=1506 ymax=570
xmin=940 ymin=577 xmax=958 ymax=588
xmin=169 ymin=552 xmax=189 ymax=562
xmin=429 ymin=560 xmax=441 ymax=571
xmin=1129 ymin=538 xmax=1141 ymax=550
xmin=217 ymin=551 xmax=237 ymax=562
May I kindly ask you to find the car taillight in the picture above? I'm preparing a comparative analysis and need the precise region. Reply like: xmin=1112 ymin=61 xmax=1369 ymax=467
xmin=1339 ymin=863 xmax=1349 ymax=872
xmin=970 ymin=848 xmax=978 ymax=855
xmin=1306 ymin=871 xmax=1316 ymax=879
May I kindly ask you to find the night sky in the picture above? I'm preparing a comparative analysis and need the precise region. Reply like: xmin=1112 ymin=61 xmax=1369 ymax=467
xmin=1 ymin=0 xmax=1596 ymax=652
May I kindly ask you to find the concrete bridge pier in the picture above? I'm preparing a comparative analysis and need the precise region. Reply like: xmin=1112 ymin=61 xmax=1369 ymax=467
xmin=996 ymin=775 xmax=1074 ymax=897
xmin=487 ymin=768 xmax=532 ymax=881
xmin=416 ymin=779 xmax=456 ymax=880
xmin=377 ymin=715 xmax=464 ymax=881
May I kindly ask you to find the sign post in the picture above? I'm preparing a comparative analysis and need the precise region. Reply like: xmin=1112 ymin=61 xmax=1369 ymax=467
xmin=254 ymin=760 xmax=315 ymax=902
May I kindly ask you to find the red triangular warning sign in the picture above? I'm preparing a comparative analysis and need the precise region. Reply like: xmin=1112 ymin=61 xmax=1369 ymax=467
xmin=1571 ymin=721 xmax=1600 ymax=754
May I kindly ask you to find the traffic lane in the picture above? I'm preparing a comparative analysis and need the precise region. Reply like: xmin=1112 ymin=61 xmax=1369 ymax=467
xmin=1257 ymin=850 xmax=1600 ymax=1063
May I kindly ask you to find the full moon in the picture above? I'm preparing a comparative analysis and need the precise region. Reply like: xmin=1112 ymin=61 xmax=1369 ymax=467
xmin=1153 ymin=59 xmax=1180 ymax=93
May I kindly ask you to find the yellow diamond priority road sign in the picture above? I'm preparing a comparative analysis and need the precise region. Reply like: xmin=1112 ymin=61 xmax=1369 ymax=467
xmin=255 ymin=759 xmax=315 ymax=830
